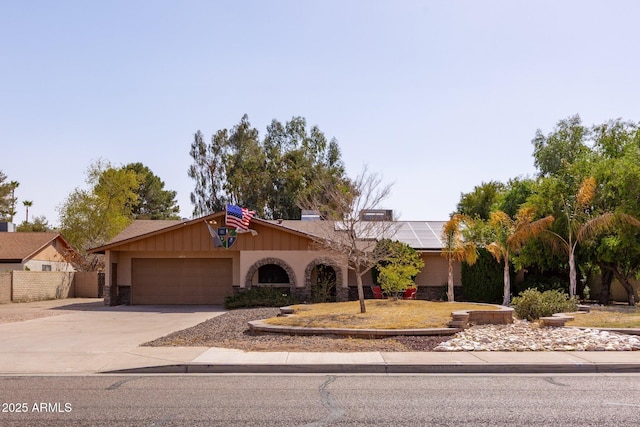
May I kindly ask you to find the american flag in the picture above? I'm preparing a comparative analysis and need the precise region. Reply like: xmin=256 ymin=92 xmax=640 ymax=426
xmin=225 ymin=204 xmax=255 ymax=231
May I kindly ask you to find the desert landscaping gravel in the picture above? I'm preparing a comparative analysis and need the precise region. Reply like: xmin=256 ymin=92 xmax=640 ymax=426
xmin=144 ymin=307 xmax=451 ymax=352
xmin=4 ymin=301 xmax=639 ymax=352
xmin=145 ymin=307 xmax=640 ymax=352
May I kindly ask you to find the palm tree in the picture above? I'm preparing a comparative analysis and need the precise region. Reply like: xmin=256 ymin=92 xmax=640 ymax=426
xmin=441 ymin=214 xmax=478 ymax=302
xmin=543 ymin=177 xmax=640 ymax=297
xmin=23 ymin=200 xmax=33 ymax=223
xmin=485 ymin=207 xmax=554 ymax=306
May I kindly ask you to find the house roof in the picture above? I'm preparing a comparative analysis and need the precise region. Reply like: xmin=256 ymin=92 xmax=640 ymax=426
xmin=0 ymin=232 xmax=73 ymax=262
xmin=106 ymin=219 xmax=184 ymax=245
xmin=271 ymin=220 xmax=445 ymax=250
xmin=90 ymin=213 xmax=446 ymax=254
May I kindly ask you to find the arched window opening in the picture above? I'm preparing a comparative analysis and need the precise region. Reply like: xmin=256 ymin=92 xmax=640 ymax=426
xmin=258 ymin=264 xmax=290 ymax=284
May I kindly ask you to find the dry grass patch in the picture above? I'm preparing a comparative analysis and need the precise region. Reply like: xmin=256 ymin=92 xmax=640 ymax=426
xmin=263 ymin=300 xmax=499 ymax=329
xmin=567 ymin=307 xmax=640 ymax=328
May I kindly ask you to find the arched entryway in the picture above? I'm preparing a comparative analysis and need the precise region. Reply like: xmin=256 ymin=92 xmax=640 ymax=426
xmin=312 ymin=264 xmax=337 ymax=302
xmin=304 ymin=258 xmax=347 ymax=302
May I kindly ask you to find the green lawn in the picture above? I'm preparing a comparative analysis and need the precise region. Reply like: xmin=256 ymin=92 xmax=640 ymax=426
xmin=566 ymin=307 xmax=640 ymax=328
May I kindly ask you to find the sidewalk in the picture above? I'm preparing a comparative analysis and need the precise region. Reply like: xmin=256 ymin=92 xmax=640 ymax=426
xmin=102 ymin=347 xmax=640 ymax=375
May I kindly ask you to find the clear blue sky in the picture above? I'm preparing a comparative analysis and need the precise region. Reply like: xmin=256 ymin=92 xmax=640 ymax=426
xmin=2 ymin=1 xmax=639 ymax=226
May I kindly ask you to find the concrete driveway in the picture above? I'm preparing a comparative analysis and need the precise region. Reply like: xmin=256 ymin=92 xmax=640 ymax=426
xmin=0 ymin=299 xmax=226 ymax=374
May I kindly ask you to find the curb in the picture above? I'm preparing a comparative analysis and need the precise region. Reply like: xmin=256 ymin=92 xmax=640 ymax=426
xmin=103 ymin=362 xmax=640 ymax=375
xmin=248 ymin=320 xmax=460 ymax=337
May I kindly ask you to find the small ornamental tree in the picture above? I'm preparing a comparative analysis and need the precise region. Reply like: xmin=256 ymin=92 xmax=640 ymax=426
xmin=376 ymin=240 xmax=424 ymax=300
xmin=298 ymin=166 xmax=397 ymax=313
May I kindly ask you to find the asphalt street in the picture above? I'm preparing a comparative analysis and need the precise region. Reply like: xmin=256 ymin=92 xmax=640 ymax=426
xmin=2 ymin=374 xmax=640 ymax=426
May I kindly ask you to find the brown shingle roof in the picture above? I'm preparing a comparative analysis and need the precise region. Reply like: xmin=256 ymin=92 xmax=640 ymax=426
xmin=0 ymin=232 xmax=66 ymax=262
xmin=107 ymin=220 xmax=183 ymax=245
xmin=90 ymin=215 xmax=447 ymax=253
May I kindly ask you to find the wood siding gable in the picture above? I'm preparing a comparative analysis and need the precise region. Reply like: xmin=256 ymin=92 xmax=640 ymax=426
xmin=112 ymin=221 xmax=313 ymax=252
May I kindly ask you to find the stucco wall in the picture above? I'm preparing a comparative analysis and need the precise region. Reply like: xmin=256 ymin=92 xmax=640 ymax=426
xmin=588 ymin=276 xmax=640 ymax=303
xmin=24 ymin=259 xmax=74 ymax=272
xmin=240 ymin=250 xmax=348 ymax=289
xmin=345 ymin=253 xmax=458 ymax=288
xmin=0 ymin=263 xmax=24 ymax=272
xmin=12 ymin=271 xmax=75 ymax=303
xmin=416 ymin=252 xmax=458 ymax=286
xmin=0 ymin=273 xmax=11 ymax=304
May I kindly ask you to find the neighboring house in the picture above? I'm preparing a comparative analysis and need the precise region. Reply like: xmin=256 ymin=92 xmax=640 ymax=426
xmin=0 ymin=231 xmax=78 ymax=272
xmin=89 ymin=211 xmax=461 ymax=306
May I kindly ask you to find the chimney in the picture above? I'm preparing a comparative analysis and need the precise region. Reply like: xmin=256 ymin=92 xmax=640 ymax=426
xmin=0 ymin=222 xmax=16 ymax=232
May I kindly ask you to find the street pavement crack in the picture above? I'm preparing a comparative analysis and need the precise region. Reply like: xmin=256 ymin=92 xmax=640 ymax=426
xmin=301 ymin=376 xmax=346 ymax=427
xmin=148 ymin=415 xmax=175 ymax=426
xmin=543 ymin=377 xmax=569 ymax=387
xmin=106 ymin=377 xmax=139 ymax=390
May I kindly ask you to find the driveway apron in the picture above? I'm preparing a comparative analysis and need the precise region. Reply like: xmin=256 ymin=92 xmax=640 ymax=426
xmin=0 ymin=302 xmax=225 ymax=374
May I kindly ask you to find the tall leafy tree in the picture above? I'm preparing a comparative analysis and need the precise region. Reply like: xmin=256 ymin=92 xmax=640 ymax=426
xmin=124 ymin=163 xmax=180 ymax=220
xmin=587 ymin=120 xmax=640 ymax=304
xmin=188 ymin=130 xmax=227 ymax=217
xmin=532 ymin=114 xmax=589 ymax=179
xmin=263 ymin=117 xmax=347 ymax=220
xmin=527 ymin=117 xmax=640 ymax=303
xmin=497 ymin=177 xmax=536 ymax=218
xmin=58 ymin=160 xmax=140 ymax=258
xmin=188 ymin=115 xmax=348 ymax=219
xmin=455 ymin=181 xmax=505 ymax=220
xmin=0 ymin=170 xmax=12 ymax=220
xmin=17 ymin=216 xmax=51 ymax=232
xmin=223 ymin=115 xmax=268 ymax=213
xmin=0 ymin=172 xmax=19 ymax=222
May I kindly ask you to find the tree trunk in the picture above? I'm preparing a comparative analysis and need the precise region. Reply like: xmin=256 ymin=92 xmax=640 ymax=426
xmin=611 ymin=269 xmax=637 ymax=306
xmin=599 ymin=267 xmax=613 ymax=306
xmin=355 ymin=268 xmax=366 ymax=313
xmin=502 ymin=256 xmax=511 ymax=306
xmin=447 ymin=257 xmax=455 ymax=302
xmin=568 ymin=250 xmax=577 ymax=298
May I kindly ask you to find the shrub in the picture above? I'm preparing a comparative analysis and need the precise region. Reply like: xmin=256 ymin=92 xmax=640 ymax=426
xmin=515 ymin=271 xmax=568 ymax=295
xmin=371 ymin=240 xmax=424 ymax=300
xmin=461 ymin=248 xmax=508 ymax=303
xmin=224 ymin=287 xmax=298 ymax=309
xmin=511 ymin=288 xmax=578 ymax=321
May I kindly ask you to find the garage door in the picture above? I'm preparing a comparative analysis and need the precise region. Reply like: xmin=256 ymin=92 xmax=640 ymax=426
xmin=132 ymin=258 xmax=232 ymax=304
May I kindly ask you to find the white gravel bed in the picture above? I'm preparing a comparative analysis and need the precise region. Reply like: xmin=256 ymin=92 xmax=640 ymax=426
xmin=435 ymin=320 xmax=640 ymax=351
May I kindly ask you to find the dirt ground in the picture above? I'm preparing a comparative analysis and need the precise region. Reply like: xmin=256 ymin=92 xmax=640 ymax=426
xmin=0 ymin=298 xmax=105 ymax=324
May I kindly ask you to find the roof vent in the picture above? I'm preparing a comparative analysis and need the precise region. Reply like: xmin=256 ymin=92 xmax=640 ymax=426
xmin=359 ymin=210 xmax=393 ymax=221
xmin=301 ymin=210 xmax=322 ymax=221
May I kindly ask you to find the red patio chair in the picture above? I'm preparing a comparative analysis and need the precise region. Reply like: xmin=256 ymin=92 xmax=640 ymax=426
xmin=403 ymin=288 xmax=417 ymax=300
xmin=371 ymin=286 xmax=385 ymax=299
